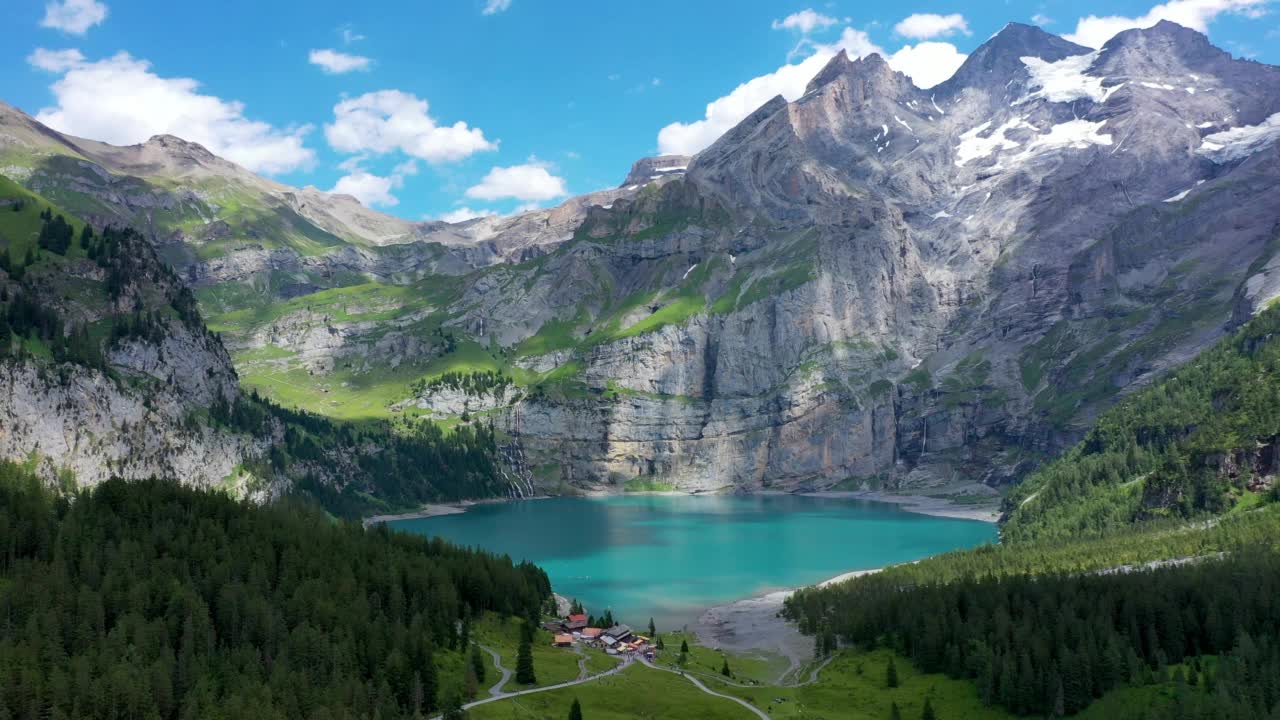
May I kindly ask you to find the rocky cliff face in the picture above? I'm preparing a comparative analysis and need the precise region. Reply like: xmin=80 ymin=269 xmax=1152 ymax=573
xmin=0 ymin=209 xmax=272 ymax=491
xmin=470 ymin=22 xmax=1280 ymax=493
xmin=621 ymin=155 xmax=692 ymax=186
xmin=4 ymin=21 xmax=1280 ymax=499
xmin=0 ymin=357 xmax=269 ymax=491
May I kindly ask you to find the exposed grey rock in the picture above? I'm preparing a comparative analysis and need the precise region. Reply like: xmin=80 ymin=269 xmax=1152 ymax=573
xmin=4 ymin=21 xmax=1280 ymax=499
xmin=621 ymin=155 xmax=692 ymax=186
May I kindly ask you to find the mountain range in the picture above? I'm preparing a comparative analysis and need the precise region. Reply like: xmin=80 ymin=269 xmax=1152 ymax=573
xmin=3 ymin=19 xmax=1280 ymax=503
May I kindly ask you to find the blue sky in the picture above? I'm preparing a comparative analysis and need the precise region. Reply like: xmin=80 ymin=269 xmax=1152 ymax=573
xmin=7 ymin=0 xmax=1279 ymax=221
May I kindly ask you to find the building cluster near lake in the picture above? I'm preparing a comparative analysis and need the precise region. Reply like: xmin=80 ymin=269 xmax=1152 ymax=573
xmin=544 ymin=614 xmax=658 ymax=660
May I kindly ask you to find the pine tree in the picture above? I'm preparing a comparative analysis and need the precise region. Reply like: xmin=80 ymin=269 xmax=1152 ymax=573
xmin=515 ymin=634 xmax=536 ymax=685
xmin=568 ymin=698 xmax=583 ymax=720
xmin=656 ymin=636 xmax=665 ymax=650
xmin=889 ymin=702 xmax=902 ymax=720
xmin=921 ymin=698 xmax=936 ymax=720
xmin=471 ymin=644 xmax=487 ymax=684
xmin=648 ymin=618 xmax=656 ymax=637
xmin=720 ymin=658 xmax=732 ymax=677
xmin=886 ymin=657 xmax=900 ymax=689
xmin=680 ymin=639 xmax=689 ymax=654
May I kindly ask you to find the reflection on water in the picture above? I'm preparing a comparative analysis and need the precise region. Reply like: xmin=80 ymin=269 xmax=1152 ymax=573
xmin=390 ymin=494 xmax=995 ymax=628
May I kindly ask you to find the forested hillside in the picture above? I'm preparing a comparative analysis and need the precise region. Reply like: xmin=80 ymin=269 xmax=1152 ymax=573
xmin=0 ymin=179 xmax=509 ymax=516
xmin=785 ymin=303 xmax=1280 ymax=718
xmin=1002 ymin=303 xmax=1280 ymax=542
xmin=0 ymin=463 xmax=551 ymax=719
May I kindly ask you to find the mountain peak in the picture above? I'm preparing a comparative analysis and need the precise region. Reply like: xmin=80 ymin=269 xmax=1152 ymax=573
xmin=804 ymin=50 xmax=901 ymax=95
xmin=143 ymin=134 xmax=215 ymax=156
xmin=1105 ymin=19 xmax=1213 ymax=50
xmin=938 ymin=22 xmax=1090 ymax=94
xmin=1094 ymin=19 xmax=1228 ymax=77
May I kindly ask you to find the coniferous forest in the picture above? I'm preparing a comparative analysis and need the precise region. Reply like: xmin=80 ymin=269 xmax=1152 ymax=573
xmin=0 ymin=463 xmax=550 ymax=720
xmin=789 ymin=552 xmax=1280 ymax=718
xmin=787 ymin=303 xmax=1280 ymax=718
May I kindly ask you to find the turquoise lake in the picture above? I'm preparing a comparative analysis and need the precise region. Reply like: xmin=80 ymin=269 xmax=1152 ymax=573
xmin=390 ymin=494 xmax=996 ymax=629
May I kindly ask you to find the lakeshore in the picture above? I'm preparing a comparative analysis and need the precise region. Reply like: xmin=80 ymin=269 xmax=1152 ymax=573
xmin=691 ymin=567 xmax=884 ymax=681
xmin=803 ymin=489 xmax=1002 ymax=523
xmin=365 ymin=487 xmax=1001 ymax=526
xmin=362 ymin=494 xmax=553 ymax=527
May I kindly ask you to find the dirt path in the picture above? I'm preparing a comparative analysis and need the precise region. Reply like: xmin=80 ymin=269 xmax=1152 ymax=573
xmin=657 ymin=653 xmax=835 ymax=690
xmin=431 ymin=652 xmax=773 ymax=719
xmin=428 ymin=655 xmax=634 ymax=718
xmin=638 ymin=657 xmax=769 ymax=719
xmin=570 ymin=644 xmax=589 ymax=680
xmin=477 ymin=644 xmax=512 ymax=696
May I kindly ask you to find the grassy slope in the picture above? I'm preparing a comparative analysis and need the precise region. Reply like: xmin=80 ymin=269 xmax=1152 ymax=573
xmin=468 ymin=663 xmax=753 ymax=720
xmin=0 ymin=176 xmax=87 ymax=255
xmin=470 ymin=647 xmax=1016 ymax=720
xmin=657 ymin=630 xmax=789 ymax=686
xmin=473 ymin=615 xmax=585 ymax=690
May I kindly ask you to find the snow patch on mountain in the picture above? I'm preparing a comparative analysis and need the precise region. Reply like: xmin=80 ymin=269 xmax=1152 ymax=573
xmin=1163 ymin=180 xmax=1204 ymax=203
xmin=955 ymin=118 xmax=1033 ymax=166
xmin=1016 ymin=52 xmax=1114 ymax=105
xmin=1196 ymin=113 xmax=1280 ymax=163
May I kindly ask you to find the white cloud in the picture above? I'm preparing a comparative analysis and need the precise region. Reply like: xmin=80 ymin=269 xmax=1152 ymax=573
xmin=309 ymin=48 xmax=372 ymax=74
xmin=27 ymin=47 xmax=85 ymax=72
xmin=30 ymin=51 xmax=314 ymax=174
xmin=772 ymin=9 xmax=839 ymax=33
xmin=1064 ymin=0 xmax=1268 ymax=48
xmin=886 ymin=42 xmax=968 ymax=89
xmin=438 ymin=206 xmax=498 ymax=223
xmin=465 ymin=163 xmax=567 ymax=202
xmin=482 ymin=0 xmax=511 ymax=15
xmin=40 ymin=0 xmax=107 ymax=34
xmin=893 ymin=13 xmax=971 ymax=39
xmin=325 ymin=90 xmax=496 ymax=164
xmin=1032 ymin=13 xmax=1055 ymax=26
xmin=656 ymin=26 xmax=965 ymax=155
xmin=330 ymin=159 xmax=416 ymax=208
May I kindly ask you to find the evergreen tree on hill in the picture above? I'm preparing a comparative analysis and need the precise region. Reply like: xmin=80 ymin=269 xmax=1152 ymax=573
xmin=516 ymin=632 xmax=537 ymax=685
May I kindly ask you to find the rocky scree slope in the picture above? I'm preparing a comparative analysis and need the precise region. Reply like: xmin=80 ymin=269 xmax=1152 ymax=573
xmin=5 ymin=21 xmax=1280 ymax=498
